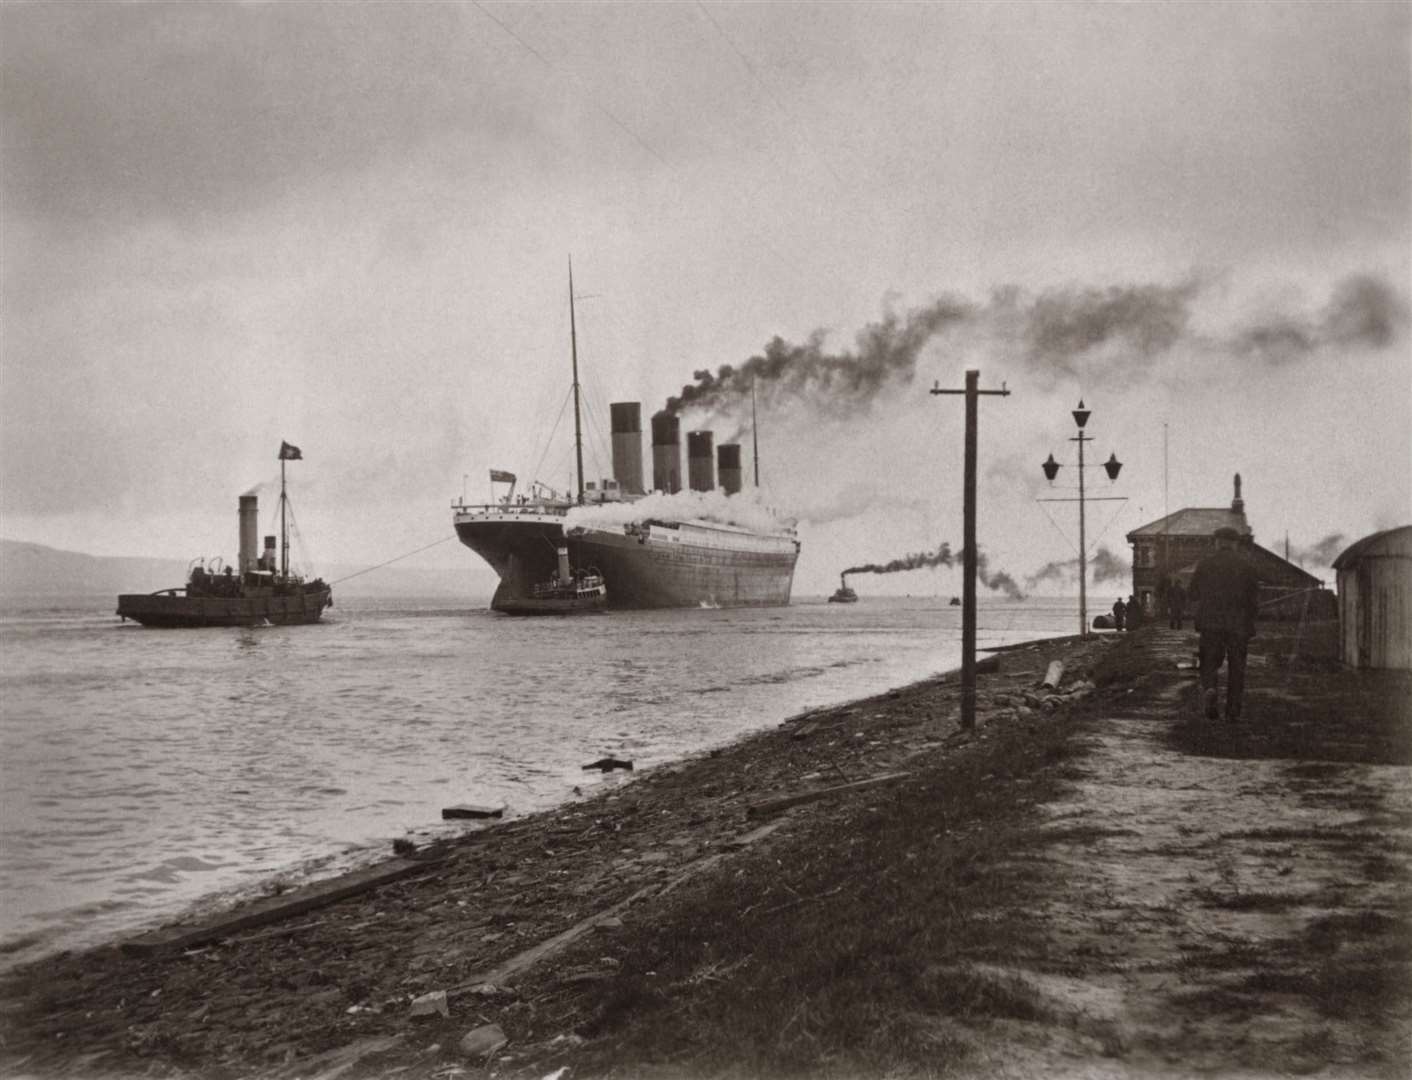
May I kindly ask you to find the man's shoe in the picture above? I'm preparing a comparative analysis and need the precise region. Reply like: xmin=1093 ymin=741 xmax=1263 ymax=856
xmin=1203 ymin=689 xmax=1219 ymax=720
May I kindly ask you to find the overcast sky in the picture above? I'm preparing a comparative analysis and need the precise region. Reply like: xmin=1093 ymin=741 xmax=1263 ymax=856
xmin=2 ymin=1 xmax=1408 ymax=597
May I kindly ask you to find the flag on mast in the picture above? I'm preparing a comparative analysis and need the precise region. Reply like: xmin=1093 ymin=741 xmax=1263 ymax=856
xmin=489 ymin=469 xmax=515 ymax=484
xmin=279 ymin=441 xmax=303 ymax=461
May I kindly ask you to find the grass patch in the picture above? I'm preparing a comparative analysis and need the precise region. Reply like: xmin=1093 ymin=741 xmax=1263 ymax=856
xmin=1241 ymin=963 xmax=1408 ymax=1019
xmin=518 ymin=716 xmax=1085 ymax=1078
xmin=1035 ymin=825 xmax=1140 ymax=844
xmin=1193 ymin=888 xmax=1303 ymax=912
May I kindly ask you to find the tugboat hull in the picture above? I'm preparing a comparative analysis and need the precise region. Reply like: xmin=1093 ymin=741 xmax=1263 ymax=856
xmin=116 ymin=587 xmax=332 ymax=628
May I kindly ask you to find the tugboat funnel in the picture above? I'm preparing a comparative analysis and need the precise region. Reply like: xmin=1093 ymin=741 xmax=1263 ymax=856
xmin=238 ymin=495 xmax=258 ymax=576
xmin=557 ymin=546 xmax=572 ymax=583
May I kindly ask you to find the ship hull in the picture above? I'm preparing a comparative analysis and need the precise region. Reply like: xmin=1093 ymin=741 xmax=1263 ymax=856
xmin=454 ymin=512 xmax=797 ymax=611
xmin=116 ymin=587 xmax=332 ymax=628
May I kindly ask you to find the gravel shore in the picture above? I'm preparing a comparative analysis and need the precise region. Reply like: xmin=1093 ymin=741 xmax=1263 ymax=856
xmin=3 ymin=623 xmax=1407 ymax=1080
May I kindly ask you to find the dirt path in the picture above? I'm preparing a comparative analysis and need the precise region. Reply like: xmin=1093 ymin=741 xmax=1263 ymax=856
xmin=971 ymin=628 xmax=1412 ymax=1078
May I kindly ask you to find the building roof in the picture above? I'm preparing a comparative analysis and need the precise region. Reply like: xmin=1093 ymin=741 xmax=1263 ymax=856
xmin=1126 ymin=507 xmax=1252 ymax=541
xmin=1332 ymin=525 xmax=1412 ymax=570
xmin=1170 ymin=542 xmax=1323 ymax=587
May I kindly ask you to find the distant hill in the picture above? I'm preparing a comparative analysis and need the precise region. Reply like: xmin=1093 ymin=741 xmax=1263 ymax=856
xmin=0 ymin=539 xmax=492 ymax=601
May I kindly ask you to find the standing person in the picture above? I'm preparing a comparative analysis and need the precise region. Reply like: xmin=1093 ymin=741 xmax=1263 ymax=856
xmin=1125 ymin=594 xmax=1143 ymax=630
xmin=1112 ymin=597 xmax=1127 ymax=632
xmin=1167 ymin=578 xmax=1187 ymax=629
xmin=1190 ymin=527 xmax=1261 ymax=721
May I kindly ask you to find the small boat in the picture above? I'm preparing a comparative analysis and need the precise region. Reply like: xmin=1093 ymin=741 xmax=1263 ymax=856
xmin=828 ymin=574 xmax=859 ymax=603
xmin=116 ymin=443 xmax=332 ymax=628
xmin=498 ymin=546 xmax=607 ymax=616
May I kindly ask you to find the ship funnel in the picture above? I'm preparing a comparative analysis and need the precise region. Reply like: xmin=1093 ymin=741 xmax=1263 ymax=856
xmin=263 ymin=535 xmax=277 ymax=572
xmin=717 ymin=443 xmax=742 ymax=495
xmin=556 ymin=546 xmax=571 ymax=583
xmin=238 ymin=495 xmax=258 ymax=575
xmin=610 ymin=402 xmax=645 ymax=495
xmin=650 ymin=413 xmax=682 ymax=494
xmin=687 ymin=431 xmax=715 ymax=492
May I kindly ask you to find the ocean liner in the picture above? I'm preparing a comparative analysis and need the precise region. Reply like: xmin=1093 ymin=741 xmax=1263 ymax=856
xmin=453 ymin=268 xmax=800 ymax=613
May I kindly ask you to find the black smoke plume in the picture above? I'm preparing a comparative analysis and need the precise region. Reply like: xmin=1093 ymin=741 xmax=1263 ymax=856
xmin=663 ymin=296 xmax=974 ymax=419
xmin=659 ymin=272 xmax=1406 ymax=421
xmin=843 ymin=543 xmax=954 ymax=576
xmin=974 ymin=549 xmax=1026 ymax=600
xmin=1025 ymin=545 xmax=1130 ymax=589
xmin=842 ymin=542 xmax=1025 ymax=599
xmin=1289 ymin=533 xmax=1347 ymax=566
xmin=1233 ymin=275 xmax=1408 ymax=362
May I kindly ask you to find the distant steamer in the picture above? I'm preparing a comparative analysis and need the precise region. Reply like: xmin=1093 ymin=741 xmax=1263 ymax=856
xmin=453 ymin=268 xmax=799 ymax=613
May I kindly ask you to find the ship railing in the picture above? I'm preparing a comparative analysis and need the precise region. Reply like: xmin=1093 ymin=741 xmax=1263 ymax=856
xmin=453 ymin=501 xmax=571 ymax=517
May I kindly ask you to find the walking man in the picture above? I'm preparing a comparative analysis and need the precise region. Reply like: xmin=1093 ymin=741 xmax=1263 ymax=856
xmin=1166 ymin=578 xmax=1187 ymax=629
xmin=1190 ymin=526 xmax=1261 ymax=721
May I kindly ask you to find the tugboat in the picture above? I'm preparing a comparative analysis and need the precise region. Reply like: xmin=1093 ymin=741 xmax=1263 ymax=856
xmin=498 ymin=546 xmax=607 ymax=615
xmin=116 ymin=442 xmax=332 ymax=627
xmin=828 ymin=573 xmax=859 ymax=604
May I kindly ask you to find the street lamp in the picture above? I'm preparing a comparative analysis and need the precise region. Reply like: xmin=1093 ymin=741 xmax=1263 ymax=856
xmin=1041 ymin=400 xmax=1123 ymax=636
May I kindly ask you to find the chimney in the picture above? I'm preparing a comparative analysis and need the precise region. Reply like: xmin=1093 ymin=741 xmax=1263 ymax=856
xmin=238 ymin=495 xmax=258 ymax=575
xmin=610 ymin=402 xmax=645 ymax=495
xmin=717 ymin=443 xmax=742 ymax=495
xmin=1231 ymin=472 xmax=1244 ymax=514
xmin=651 ymin=413 xmax=682 ymax=494
xmin=687 ymin=431 xmax=715 ymax=492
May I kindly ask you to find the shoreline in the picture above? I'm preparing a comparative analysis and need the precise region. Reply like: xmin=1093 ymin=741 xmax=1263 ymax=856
xmin=18 ymin=621 xmax=1395 ymax=1080
xmin=1 ymin=630 xmax=1113 ymax=1077
xmin=0 ymin=617 xmax=1081 ymax=973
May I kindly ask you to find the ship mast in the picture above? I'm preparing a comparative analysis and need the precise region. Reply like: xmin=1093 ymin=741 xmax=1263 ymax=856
xmin=280 ymin=455 xmax=288 ymax=579
xmin=751 ymin=377 xmax=760 ymax=487
xmin=569 ymin=257 xmax=585 ymax=506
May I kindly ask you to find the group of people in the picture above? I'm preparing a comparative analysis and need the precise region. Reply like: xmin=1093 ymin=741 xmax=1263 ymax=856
xmin=1107 ymin=527 xmax=1261 ymax=723
xmin=1111 ymin=582 xmax=1189 ymax=633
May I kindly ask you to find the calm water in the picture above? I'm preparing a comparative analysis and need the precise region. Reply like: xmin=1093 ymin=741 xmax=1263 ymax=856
xmin=0 ymin=594 xmax=1088 ymax=966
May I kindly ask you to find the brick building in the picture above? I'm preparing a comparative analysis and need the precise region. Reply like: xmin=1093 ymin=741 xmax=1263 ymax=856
xmin=1125 ymin=474 xmax=1325 ymax=619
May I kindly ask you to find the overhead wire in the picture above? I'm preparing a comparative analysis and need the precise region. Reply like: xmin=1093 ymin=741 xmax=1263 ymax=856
xmin=470 ymin=2 xmax=671 ymax=170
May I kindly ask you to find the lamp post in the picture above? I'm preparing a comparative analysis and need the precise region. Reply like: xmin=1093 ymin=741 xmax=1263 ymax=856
xmin=1041 ymin=400 xmax=1122 ymax=636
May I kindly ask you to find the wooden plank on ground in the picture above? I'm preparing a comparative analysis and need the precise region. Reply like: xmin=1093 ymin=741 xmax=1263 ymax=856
xmin=442 ymin=804 xmax=504 ymax=820
xmin=451 ymin=881 xmax=661 ymax=995
xmin=121 ymin=858 xmax=433 ymax=955
xmin=746 ymin=772 xmax=911 ymax=819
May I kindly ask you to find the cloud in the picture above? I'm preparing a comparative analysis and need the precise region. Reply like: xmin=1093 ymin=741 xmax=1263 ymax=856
xmin=1 ymin=3 xmax=535 ymax=226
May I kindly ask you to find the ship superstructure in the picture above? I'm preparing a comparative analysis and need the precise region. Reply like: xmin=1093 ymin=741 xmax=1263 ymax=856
xmin=453 ymin=265 xmax=799 ymax=612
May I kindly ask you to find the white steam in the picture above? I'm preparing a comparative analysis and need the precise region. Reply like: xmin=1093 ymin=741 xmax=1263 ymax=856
xmin=564 ymin=489 xmax=795 ymax=534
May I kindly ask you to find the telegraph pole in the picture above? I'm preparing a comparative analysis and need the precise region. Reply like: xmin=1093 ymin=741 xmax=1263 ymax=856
xmin=931 ymin=370 xmax=1010 ymax=730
